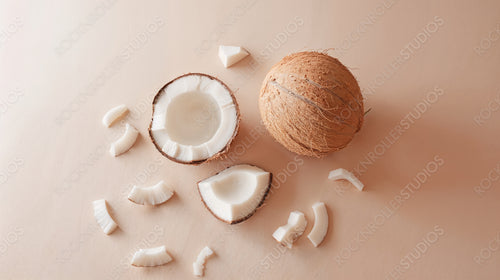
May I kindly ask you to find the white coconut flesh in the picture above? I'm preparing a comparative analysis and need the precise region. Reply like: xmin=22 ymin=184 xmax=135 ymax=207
xmin=131 ymin=245 xmax=172 ymax=267
xmin=102 ymin=104 xmax=128 ymax=127
xmin=93 ymin=199 xmax=118 ymax=235
xmin=307 ymin=202 xmax=328 ymax=247
xmin=127 ymin=180 xmax=174 ymax=206
xmin=150 ymin=74 xmax=238 ymax=163
xmin=198 ymin=164 xmax=271 ymax=224
xmin=272 ymin=211 xmax=307 ymax=248
xmin=193 ymin=246 xmax=214 ymax=277
xmin=218 ymin=45 xmax=249 ymax=68
xmin=328 ymin=168 xmax=364 ymax=191
xmin=110 ymin=123 xmax=139 ymax=157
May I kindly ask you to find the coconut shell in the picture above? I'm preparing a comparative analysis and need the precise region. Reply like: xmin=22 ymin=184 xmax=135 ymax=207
xmin=259 ymin=52 xmax=364 ymax=157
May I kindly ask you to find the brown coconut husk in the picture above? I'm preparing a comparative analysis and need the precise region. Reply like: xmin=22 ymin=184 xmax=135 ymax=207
xmin=259 ymin=52 xmax=364 ymax=157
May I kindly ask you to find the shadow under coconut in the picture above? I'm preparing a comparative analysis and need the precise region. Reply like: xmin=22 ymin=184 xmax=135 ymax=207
xmin=342 ymin=99 xmax=487 ymax=194
xmin=332 ymin=92 xmax=497 ymax=239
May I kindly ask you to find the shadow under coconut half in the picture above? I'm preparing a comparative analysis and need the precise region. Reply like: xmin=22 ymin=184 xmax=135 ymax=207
xmin=148 ymin=73 xmax=240 ymax=164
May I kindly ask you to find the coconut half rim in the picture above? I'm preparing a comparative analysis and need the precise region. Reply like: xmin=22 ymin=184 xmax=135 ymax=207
xmin=149 ymin=73 xmax=240 ymax=164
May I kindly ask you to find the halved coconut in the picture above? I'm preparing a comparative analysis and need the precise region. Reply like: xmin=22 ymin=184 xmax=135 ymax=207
xmin=149 ymin=73 xmax=240 ymax=164
xmin=197 ymin=164 xmax=272 ymax=224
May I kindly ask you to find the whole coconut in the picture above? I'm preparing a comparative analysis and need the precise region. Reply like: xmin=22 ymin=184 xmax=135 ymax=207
xmin=259 ymin=51 xmax=364 ymax=157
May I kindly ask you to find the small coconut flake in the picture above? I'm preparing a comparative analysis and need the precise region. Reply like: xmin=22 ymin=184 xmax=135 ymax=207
xmin=93 ymin=199 xmax=118 ymax=235
xmin=218 ymin=45 xmax=249 ymax=68
xmin=131 ymin=245 xmax=172 ymax=267
xmin=102 ymin=104 xmax=128 ymax=127
xmin=193 ymin=246 xmax=214 ymax=277
xmin=128 ymin=180 xmax=174 ymax=206
xmin=328 ymin=168 xmax=364 ymax=191
xmin=272 ymin=211 xmax=307 ymax=248
xmin=110 ymin=123 xmax=139 ymax=157
xmin=307 ymin=202 xmax=328 ymax=247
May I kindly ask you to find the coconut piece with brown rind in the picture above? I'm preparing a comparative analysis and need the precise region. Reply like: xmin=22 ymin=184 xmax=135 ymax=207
xmin=197 ymin=164 xmax=272 ymax=224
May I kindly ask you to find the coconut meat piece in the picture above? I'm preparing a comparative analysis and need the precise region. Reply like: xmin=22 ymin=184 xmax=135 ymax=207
xmin=198 ymin=164 xmax=272 ymax=224
xmin=102 ymin=104 xmax=128 ymax=127
xmin=272 ymin=211 xmax=307 ymax=248
xmin=328 ymin=168 xmax=364 ymax=191
xmin=307 ymin=202 xmax=328 ymax=247
xmin=218 ymin=45 xmax=249 ymax=68
xmin=110 ymin=123 xmax=139 ymax=157
xmin=150 ymin=74 xmax=239 ymax=164
xmin=93 ymin=199 xmax=118 ymax=235
xmin=131 ymin=245 xmax=172 ymax=267
xmin=127 ymin=180 xmax=174 ymax=206
xmin=193 ymin=246 xmax=214 ymax=277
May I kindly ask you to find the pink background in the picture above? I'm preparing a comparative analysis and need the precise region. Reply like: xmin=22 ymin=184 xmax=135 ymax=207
xmin=1 ymin=0 xmax=500 ymax=279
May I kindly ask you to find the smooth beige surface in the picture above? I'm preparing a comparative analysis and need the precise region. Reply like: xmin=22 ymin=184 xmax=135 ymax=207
xmin=1 ymin=0 xmax=500 ymax=279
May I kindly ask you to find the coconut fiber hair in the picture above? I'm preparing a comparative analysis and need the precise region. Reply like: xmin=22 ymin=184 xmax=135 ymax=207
xmin=259 ymin=51 xmax=364 ymax=157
